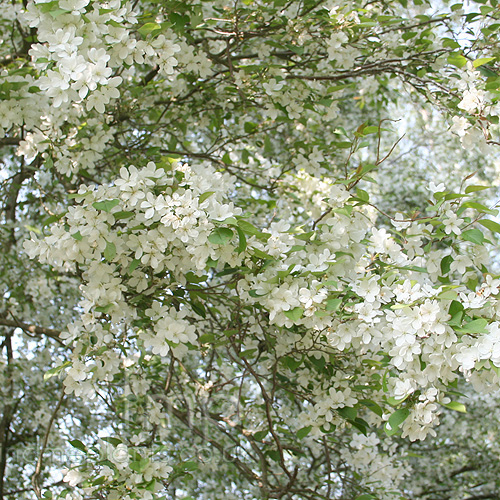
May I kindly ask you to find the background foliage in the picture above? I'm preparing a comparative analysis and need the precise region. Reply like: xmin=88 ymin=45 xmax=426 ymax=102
xmin=2 ymin=0 xmax=500 ymax=499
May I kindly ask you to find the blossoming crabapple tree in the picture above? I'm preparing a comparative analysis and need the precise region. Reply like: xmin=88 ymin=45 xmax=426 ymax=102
xmin=2 ymin=0 xmax=500 ymax=498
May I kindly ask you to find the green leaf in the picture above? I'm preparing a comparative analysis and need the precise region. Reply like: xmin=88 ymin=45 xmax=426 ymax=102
xmin=264 ymin=135 xmax=273 ymax=153
xmin=479 ymin=65 xmax=498 ymax=77
xmin=448 ymin=311 xmax=464 ymax=327
xmin=473 ymin=57 xmax=496 ymax=68
xmin=252 ymin=247 xmax=274 ymax=260
xmin=457 ymin=318 xmax=488 ymax=334
xmin=68 ymin=191 xmax=88 ymax=200
xmin=360 ymin=127 xmax=383 ymax=139
xmin=138 ymin=23 xmax=162 ymax=37
xmin=186 ymin=272 xmax=208 ymax=284
xmin=199 ymin=333 xmax=215 ymax=344
xmin=325 ymin=298 xmax=342 ymax=311
xmin=49 ymin=8 xmax=70 ymax=17
xmin=182 ymin=461 xmax=198 ymax=471
xmin=239 ymin=348 xmax=258 ymax=358
xmin=448 ymin=52 xmax=468 ymax=68
xmin=44 ymin=361 xmax=71 ymax=381
xmin=69 ymin=439 xmax=88 ymax=453
xmin=71 ymin=231 xmax=83 ymax=241
xmin=479 ymin=219 xmax=500 ymax=234
xmin=355 ymin=21 xmax=377 ymax=28
xmin=327 ymin=83 xmax=353 ymax=93
xmin=254 ymin=430 xmax=267 ymax=441
xmin=438 ymin=289 xmax=458 ymax=300
xmin=42 ymin=214 xmax=65 ymax=226
xmin=441 ymin=255 xmax=453 ymax=275
xmin=465 ymin=184 xmax=491 ymax=193
xmin=295 ymin=231 xmax=315 ymax=241
xmin=208 ymin=227 xmax=234 ymax=245
xmin=449 ymin=300 xmax=464 ymax=316
xmin=113 ymin=211 xmax=134 ymax=220
xmin=38 ymin=1 xmax=59 ymax=12
xmin=355 ymin=495 xmax=376 ymax=500
xmin=338 ymin=407 xmax=357 ymax=420
xmin=220 ymin=216 xmax=237 ymax=225
xmin=236 ymin=227 xmax=247 ymax=254
xmin=93 ymin=199 xmax=120 ymax=212
xmin=356 ymin=188 xmax=369 ymax=202
xmin=267 ymin=450 xmax=281 ymax=462
xmin=237 ymin=219 xmax=262 ymax=235
xmin=360 ymin=399 xmax=383 ymax=417
xmin=387 ymin=395 xmax=410 ymax=406
xmin=442 ymin=37 xmax=461 ymax=49
xmin=95 ymin=304 xmax=112 ymax=314
xmin=244 ymin=121 xmax=258 ymax=133
xmin=332 ymin=141 xmax=352 ymax=150
xmin=461 ymin=201 xmax=498 ymax=216
xmin=283 ymin=356 xmax=302 ymax=370
xmin=130 ymin=458 xmax=149 ymax=473
xmin=385 ymin=408 xmax=410 ymax=436
xmin=104 ymin=241 xmax=116 ymax=261
xmin=277 ymin=265 xmax=295 ymax=279
xmin=296 ymin=426 xmax=312 ymax=439
xmin=461 ymin=228 xmax=484 ymax=244
xmin=128 ymin=258 xmax=141 ymax=274
xmin=199 ymin=191 xmax=215 ymax=204
xmin=284 ymin=307 xmax=304 ymax=321
xmin=442 ymin=401 xmax=467 ymax=413
xmin=170 ymin=13 xmax=189 ymax=32
xmin=490 ymin=360 xmax=500 ymax=376
xmin=351 ymin=417 xmax=369 ymax=435
xmin=444 ymin=193 xmax=468 ymax=201
xmin=101 ymin=437 xmax=122 ymax=446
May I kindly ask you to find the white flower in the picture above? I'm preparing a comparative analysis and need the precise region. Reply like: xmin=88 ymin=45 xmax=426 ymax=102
xmin=59 ymin=0 xmax=90 ymax=12
xmin=327 ymin=32 xmax=348 ymax=60
xmin=427 ymin=182 xmax=445 ymax=194
xmin=353 ymin=276 xmax=380 ymax=303
xmin=458 ymin=88 xmax=485 ymax=114
xmin=479 ymin=275 xmax=500 ymax=297
xmin=391 ymin=213 xmax=411 ymax=231
xmin=459 ymin=291 xmax=487 ymax=309
xmin=85 ymin=78 xmax=122 ymax=113
xmin=442 ymin=210 xmax=463 ymax=235
xmin=263 ymin=78 xmax=284 ymax=95
xmin=141 ymin=193 xmax=167 ymax=220
xmin=450 ymin=254 xmax=473 ymax=274
xmin=44 ymin=26 xmax=84 ymax=58
xmin=450 ymin=115 xmax=470 ymax=137
xmin=455 ymin=345 xmax=481 ymax=370
xmin=63 ymin=468 xmax=83 ymax=487
xmin=67 ymin=359 xmax=89 ymax=382
xmin=393 ymin=378 xmax=416 ymax=400
xmin=112 ymin=444 xmax=130 ymax=467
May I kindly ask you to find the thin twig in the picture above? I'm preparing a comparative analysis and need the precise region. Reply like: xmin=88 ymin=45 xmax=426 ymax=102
xmin=32 ymin=388 xmax=65 ymax=499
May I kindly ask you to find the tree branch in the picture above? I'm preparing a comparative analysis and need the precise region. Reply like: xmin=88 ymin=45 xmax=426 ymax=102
xmin=0 ymin=317 xmax=62 ymax=343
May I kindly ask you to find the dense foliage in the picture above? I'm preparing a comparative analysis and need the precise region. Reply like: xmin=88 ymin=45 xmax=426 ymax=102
xmin=2 ymin=0 xmax=500 ymax=499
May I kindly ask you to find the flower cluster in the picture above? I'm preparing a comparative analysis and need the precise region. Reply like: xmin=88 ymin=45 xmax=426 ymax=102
xmin=25 ymin=160 xmax=243 ymax=394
